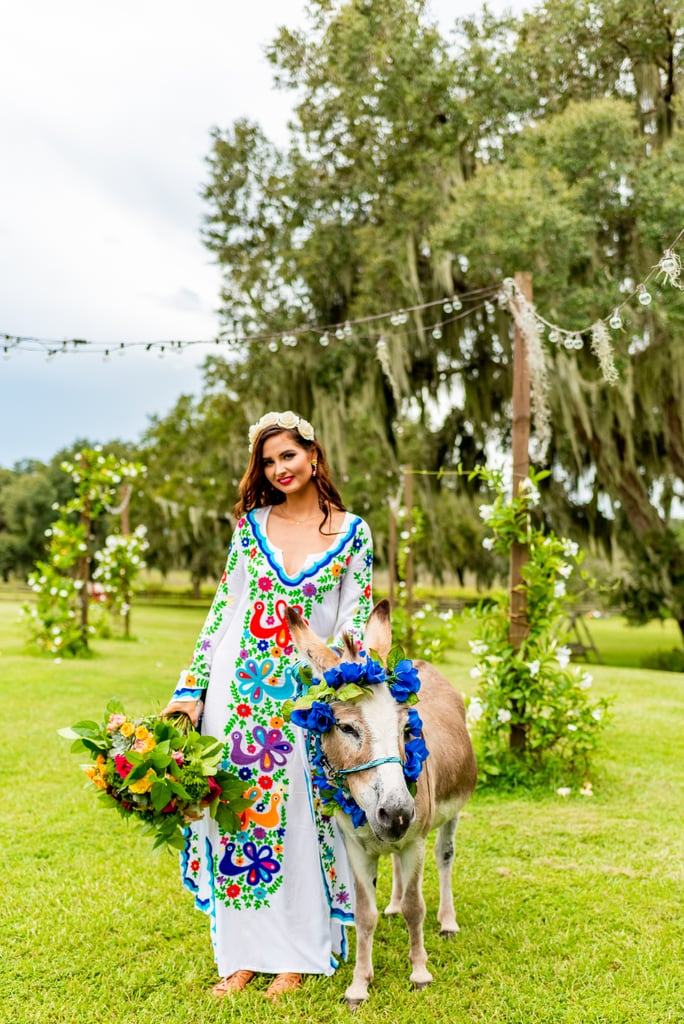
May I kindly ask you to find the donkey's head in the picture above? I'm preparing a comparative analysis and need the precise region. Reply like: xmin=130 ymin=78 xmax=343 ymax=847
xmin=285 ymin=600 xmax=418 ymax=843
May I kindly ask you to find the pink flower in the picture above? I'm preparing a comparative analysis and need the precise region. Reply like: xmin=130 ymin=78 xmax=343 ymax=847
xmin=258 ymin=577 xmax=273 ymax=592
xmin=171 ymin=750 xmax=184 ymax=766
xmin=207 ymin=776 xmax=222 ymax=798
xmin=106 ymin=713 xmax=126 ymax=732
xmin=114 ymin=755 xmax=133 ymax=779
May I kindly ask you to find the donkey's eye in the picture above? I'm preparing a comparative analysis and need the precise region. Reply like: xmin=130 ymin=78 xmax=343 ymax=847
xmin=337 ymin=722 xmax=360 ymax=738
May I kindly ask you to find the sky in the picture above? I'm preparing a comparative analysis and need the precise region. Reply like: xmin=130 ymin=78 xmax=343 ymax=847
xmin=0 ymin=0 xmax=516 ymax=469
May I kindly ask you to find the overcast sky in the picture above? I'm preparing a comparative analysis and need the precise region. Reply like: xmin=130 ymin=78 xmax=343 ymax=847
xmin=0 ymin=0 xmax=516 ymax=468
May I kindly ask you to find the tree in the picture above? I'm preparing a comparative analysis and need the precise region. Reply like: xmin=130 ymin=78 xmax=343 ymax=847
xmin=195 ymin=0 xmax=684 ymax=622
xmin=138 ymin=392 xmax=242 ymax=595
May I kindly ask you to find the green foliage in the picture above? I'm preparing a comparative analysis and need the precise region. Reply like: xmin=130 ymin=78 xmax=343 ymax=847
xmin=92 ymin=525 xmax=150 ymax=635
xmin=60 ymin=698 xmax=253 ymax=851
xmin=466 ymin=466 xmax=612 ymax=789
xmin=23 ymin=448 xmax=146 ymax=656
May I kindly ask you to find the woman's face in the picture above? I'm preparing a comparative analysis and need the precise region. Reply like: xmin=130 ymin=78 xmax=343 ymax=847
xmin=261 ymin=431 xmax=314 ymax=498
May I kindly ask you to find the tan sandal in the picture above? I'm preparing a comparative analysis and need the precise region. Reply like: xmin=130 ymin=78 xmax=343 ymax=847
xmin=264 ymin=972 xmax=302 ymax=1000
xmin=211 ymin=970 xmax=256 ymax=996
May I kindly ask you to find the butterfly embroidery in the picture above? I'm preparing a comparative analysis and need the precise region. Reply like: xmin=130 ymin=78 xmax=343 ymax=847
xmin=236 ymin=659 xmax=295 ymax=703
xmin=218 ymin=840 xmax=281 ymax=886
xmin=230 ymin=726 xmax=293 ymax=772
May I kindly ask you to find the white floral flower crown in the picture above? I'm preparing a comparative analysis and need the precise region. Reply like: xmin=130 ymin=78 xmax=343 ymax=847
xmin=248 ymin=411 xmax=316 ymax=453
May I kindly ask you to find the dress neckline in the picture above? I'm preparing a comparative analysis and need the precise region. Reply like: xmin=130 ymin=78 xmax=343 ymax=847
xmin=248 ymin=507 xmax=357 ymax=585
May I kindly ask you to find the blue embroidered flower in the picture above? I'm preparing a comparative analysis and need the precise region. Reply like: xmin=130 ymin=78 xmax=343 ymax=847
xmin=290 ymin=700 xmax=337 ymax=733
xmin=388 ymin=659 xmax=421 ymax=702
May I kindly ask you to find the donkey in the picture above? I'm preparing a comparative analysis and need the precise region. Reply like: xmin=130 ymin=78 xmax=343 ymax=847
xmin=285 ymin=600 xmax=477 ymax=1008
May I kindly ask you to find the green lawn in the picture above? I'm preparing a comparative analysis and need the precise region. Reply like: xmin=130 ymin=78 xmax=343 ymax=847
xmin=1 ymin=601 xmax=683 ymax=1024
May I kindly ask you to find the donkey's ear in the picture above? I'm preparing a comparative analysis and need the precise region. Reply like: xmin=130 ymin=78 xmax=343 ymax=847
xmin=363 ymin=600 xmax=392 ymax=662
xmin=285 ymin=607 xmax=340 ymax=675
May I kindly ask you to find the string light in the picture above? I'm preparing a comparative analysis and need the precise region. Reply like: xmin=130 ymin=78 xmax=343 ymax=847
xmin=4 ymin=229 xmax=681 ymax=374
xmin=2 ymin=286 xmax=494 ymax=358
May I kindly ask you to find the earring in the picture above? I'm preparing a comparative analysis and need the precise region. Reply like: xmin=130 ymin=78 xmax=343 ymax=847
xmin=311 ymin=460 xmax=318 ymax=478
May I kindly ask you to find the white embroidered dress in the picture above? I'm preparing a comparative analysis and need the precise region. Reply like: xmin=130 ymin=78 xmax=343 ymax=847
xmin=170 ymin=506 xmax=373 ymax=977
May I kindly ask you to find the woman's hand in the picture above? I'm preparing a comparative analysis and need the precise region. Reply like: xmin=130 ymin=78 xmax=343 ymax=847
xmin=162 ymin=699 xmax=204 ymax=726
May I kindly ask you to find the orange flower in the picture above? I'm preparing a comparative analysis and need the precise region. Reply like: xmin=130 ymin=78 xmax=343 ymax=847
xmin=330 ymin=563 xmax=342 ymax=578
xmin=270 ymin=716 xmax=284 ymax=729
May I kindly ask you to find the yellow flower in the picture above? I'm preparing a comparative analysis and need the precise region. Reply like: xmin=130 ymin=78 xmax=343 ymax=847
xmin=128 ymin=770 xmax=155 ymax=794
xmin=121 ymin=721 xmax=134 ymax=737
xmin=96 ymin=754 xmax=106 ymax=765
xmin=142 ymin=736 xmax=156 ymax=753
xmin=135 ymin=725 xmax=149 ymax=741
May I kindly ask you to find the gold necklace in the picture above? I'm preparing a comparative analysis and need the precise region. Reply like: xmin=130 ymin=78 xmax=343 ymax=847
xmin=276 ymin=509 xmax=321 ymax=526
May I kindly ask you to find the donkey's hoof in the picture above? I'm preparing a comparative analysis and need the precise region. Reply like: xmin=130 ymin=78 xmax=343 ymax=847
xmin=439 ymin=928 xmax=456 ymax=940
xmin=345 ymin=997 xmax=366 ymax=1012
xmin=411 ymin=980 xmax=432 ymax=991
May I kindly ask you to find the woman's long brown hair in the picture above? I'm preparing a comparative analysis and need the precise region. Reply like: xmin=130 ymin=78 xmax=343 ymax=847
xmin=234 ymin=424 xmax=346 ymax=533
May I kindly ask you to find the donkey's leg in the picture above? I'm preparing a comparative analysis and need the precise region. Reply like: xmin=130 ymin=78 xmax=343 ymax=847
xmin=434 ymin=815 xmax=460 ymax=937
xmin=397 ymin=836 xmax=432 ymax=989
xmin=344 ymin=842 xmax=380 ymax=1008
xmin=384 ymin=853 xmax=403 ymax=916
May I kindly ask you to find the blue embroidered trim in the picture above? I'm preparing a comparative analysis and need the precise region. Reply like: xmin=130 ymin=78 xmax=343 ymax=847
xmin=206 ymin=834 xmax=218 ymax=953
xmin=180 ymin=825 xmax=211 ymax=913
xmin=247 ymin=509 xmax=364 ymax=586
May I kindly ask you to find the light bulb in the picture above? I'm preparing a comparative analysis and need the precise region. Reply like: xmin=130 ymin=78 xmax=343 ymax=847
xmin=637 ymin=285 xmax=652 ymax=306
xmin=660 ymin=250 xmax=678 ymax=275
xmin=319 ymin=333 xmax=330 ymax=347
xmin=609 ymin=310 xmax=623 ymax=330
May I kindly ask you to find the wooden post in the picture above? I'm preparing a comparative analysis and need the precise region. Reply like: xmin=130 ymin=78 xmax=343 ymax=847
xmin=120 ymin=483 xmax=131 ymax=536
xmin=120 ymin=483 xmax=131 ymax=638
xmin=404 ymin=465 xmax=414 ymax=650
xmin=78 ymin=454 xmax=90 ymax=648
xmin=388 ymin=497 xmax=397 ymax=607
xmin=509 ymin=272 xmax=532 ymax=752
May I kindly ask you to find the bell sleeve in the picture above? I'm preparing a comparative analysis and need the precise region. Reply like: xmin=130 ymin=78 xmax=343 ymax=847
xmin=332 ymin=516 xmax=374 ymax=649
xmin=169 ymin=532 xmax=246 ymax=702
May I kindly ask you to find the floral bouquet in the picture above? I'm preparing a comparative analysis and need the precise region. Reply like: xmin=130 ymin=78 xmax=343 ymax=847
xmin=59 ymin=699 xmax=254 ymax=851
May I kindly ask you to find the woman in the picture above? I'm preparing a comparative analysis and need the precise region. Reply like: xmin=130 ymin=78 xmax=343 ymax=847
xmin=164 ymin=411 xmax=373 ymax=999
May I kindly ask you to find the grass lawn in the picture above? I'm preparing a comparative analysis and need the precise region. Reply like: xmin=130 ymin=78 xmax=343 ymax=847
xmin=1 ymin=600 xmax=683 ymax=1024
